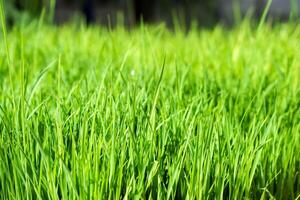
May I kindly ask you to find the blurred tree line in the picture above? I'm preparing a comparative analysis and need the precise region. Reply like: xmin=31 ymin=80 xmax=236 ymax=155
xmin=4 ymin=0 xmax=218 ymax=26
xmin=4 ymin=0 xmax=299 ymax=26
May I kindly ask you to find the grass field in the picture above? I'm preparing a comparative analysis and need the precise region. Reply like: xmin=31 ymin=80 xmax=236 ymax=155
xmin=1 ymin=12 xmax=300 ymax=199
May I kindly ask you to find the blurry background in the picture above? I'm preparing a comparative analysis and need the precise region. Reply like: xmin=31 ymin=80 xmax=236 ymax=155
xmin=4 ymin=0 xmax=300 ymax=27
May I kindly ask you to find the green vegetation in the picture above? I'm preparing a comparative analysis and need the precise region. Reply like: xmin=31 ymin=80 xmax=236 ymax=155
xmin=1 ymin=10 xmax=300 ymax=200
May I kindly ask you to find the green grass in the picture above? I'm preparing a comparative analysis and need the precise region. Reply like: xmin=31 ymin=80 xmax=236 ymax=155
xmin=0 ymin=17 xmax=300 ymax=199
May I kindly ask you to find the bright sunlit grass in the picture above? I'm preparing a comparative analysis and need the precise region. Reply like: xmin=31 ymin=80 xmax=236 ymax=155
xmin=0 ymin=18 xmax=300 ymax=199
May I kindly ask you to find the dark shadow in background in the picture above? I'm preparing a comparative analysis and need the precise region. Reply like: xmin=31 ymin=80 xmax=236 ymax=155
xmin=5 ymin=0 xmax=300 ymax=28
xmin=82 ymin=0 xmax=95 ymax=24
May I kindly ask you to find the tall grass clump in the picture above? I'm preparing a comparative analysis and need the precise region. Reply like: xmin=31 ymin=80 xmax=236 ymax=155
xmin=0 ymin=5 xmax=300 ymax=200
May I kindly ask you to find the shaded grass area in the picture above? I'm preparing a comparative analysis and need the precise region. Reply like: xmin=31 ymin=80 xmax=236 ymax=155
xmin=0 ymin=21 xmax=300 ymax=199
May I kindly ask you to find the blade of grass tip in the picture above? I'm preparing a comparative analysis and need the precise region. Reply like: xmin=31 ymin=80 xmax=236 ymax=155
xmin=0 ymin=0 xmax=13 ymax=94
xmin=49 ymin=0 xmax=56 ymax=23
xmin=27 ymin=98 xmax=49 ymax=120
xmin=233 ymin=0 xmax=242 ymax=25
xmin=0 ymin=0 xmax=10 ymax=65
xmin=258 ymin=0 xmax=273 ymax=30
xmin=38 ymin=8 xmax=46 ymax=27
xmin=150 ymin=56 xmax=166 ymax=130
xmin=289 ymin=0 xmax=298 ymax=20
xmin=146 ymin=161 xmax=159 ymax=190
xmin=28 ymin=60 xmax=57 ymax=103
xmin=113 ymin=49 xmax=130 ymax=90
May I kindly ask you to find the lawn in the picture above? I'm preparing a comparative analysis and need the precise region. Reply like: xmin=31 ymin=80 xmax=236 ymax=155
xmin=0 ymin=16 xmax=300 ymax=199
